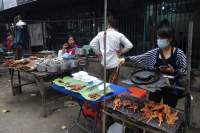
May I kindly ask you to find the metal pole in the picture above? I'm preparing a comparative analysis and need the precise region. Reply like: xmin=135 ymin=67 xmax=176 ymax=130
xmin=102 ymin=0 xmax=107 ymax=133
xmin=185 ymin=21 xmax=193 ymax=129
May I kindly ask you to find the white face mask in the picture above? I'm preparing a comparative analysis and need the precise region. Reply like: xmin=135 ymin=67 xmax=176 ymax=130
xmin=157 ymin=39 xmax=170 ymax=49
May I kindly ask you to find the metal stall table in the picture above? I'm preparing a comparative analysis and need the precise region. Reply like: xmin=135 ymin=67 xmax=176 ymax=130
xmin=8 ymin=56 xmax=89 ymax=117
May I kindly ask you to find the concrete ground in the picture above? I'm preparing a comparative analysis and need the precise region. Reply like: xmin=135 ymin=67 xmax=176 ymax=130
xmin=0 ymin=72 xmax=82 ymax=133
xmin=0 ymin=62 xmax=200 ymax=133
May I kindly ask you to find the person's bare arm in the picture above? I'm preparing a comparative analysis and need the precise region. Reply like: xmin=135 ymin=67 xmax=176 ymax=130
xmin=119 ymin=34 xmax=133 ymax=55
xmin=90 ymin=35 xmax=101 ymax=55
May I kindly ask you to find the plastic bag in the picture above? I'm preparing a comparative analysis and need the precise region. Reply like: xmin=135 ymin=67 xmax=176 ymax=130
xmin=107 ymin=122 xmax=123 ymax=133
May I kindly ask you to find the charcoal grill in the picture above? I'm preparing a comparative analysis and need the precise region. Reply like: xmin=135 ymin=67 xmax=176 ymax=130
xmin=105 ymin=96 xmax=185 ymax=133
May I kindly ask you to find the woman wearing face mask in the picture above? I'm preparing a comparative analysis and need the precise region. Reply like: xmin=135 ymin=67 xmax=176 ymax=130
xmin=119 ymin=22 xmax=187 ymax=108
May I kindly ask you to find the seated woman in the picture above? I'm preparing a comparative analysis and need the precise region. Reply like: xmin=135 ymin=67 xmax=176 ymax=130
xmin=120 ymin=22 xmax=187 ymax=108
xmin=58 ymin=36 xmax=80 ymax=57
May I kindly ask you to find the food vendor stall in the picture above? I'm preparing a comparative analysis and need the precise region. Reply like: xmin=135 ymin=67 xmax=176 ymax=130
xmin=100 ymin=20 xmax=193 ymax=133
xmin=47 ymin=70 xmax=186 ymax=133
xmin=51 ymin=73 xmax=128 ymax=133
xmin=5 ymin=54 xmax=88 ymax=117
xmin=100 ymin=0 xmax=191 ymax=133
xmin=103 ymin=84 xmax=185 ymax=133
xmin=2 ymin=0 xmax=192 ymax=132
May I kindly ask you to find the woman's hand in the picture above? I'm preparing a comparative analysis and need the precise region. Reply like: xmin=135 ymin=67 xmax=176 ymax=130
xmin=118 ymin=58 xmax=125 ymax=65
xmin=62 ymin=43 xmax=69 ymax=50
xmin=63 ymin=45 xmax=68 ymax=50
xmin=159 ymin=64 xmax=175 ymax=73
xmin=117 ymin=50 xmax=122 ymax=57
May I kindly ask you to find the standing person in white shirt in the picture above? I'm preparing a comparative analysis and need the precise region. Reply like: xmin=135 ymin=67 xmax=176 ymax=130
xmin=90 ymin=16 xmax=133 ymax=83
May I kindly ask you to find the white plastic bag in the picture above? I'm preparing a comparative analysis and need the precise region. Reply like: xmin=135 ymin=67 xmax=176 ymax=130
xmin=107 ymin=122 xmax=123 ymax=133
xmin=58 ymin=50 xmax=63 ymax=58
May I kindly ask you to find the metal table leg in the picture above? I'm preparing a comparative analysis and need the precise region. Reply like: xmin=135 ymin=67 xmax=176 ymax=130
xmin=9 ymin=69 xmax=23 ymax=95
xmin=34 ymin=77 xmax=47 ymax=117
xmin=42 ymin=91 xmax=47 ymax=117
xmin=10 ymin=69 xmax=15 ymax=96
xmin=17 ymin=70 xmax=22 ymax=93
xmin=9 ymin=69 xmax=12 ymax=75
xmin=67 ymin=103 xmax=98 ymax=133
xmin=67 ymin=103 xmax=83 ymax=133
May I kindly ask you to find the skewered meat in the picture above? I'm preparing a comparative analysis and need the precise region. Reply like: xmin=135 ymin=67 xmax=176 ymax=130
xmin=163 ymin=105 xmax=179 ymax=124
xmin=146 ymin=111 xmax=159 ymax=123
xmin=122 ymin=100 xmax=132 ymax=107
xmin=143 ymin=111 xmax=154 ymax=121
xmin=166 ymin=111 xmax=179 ymax=125
xmin=113 ymin=98 xmax=139 ymax=112
xmin=128 ymin=103 xmax=138 ymax=112
xmin=163 ymin=105 xmax=172 ymax=114
xmin=155 ymin=111 xmax=165 ymax=127
xmin=141 ymin=102 xmax=156 ymax=112
xmin=141 ymin=102 xmax=179 ymax=126
xmin=88 ymin=93 xmax=101 ymax=99
xmin=113 ymin=98 xmax=122 ymax=110
xmin=145 ymin=111 xmax=165 ymax=127
xmin=112 ymin=97 xmax=180 ymax=127
xmin=152 ymin=104 xmax=165 ymax=111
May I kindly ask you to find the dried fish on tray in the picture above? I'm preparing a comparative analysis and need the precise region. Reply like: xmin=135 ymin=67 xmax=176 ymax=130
xmin=68 ymin=84 xmax=87 ymax=91
xmin=106 ymin=95 xmax=184 ymax=133
xmin=53 ymin=77 xmax=88 ymax=93
xmin=5 ymin=58 xmax=37 ymax=71
xmin=81 ymin=86 xmax=114 ymax=101
xmin=88 ymin=93 xmax=101 ymax=99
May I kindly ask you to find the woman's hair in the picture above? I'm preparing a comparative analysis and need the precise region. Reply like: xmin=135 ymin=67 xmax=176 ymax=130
xmin=157 ymin=19 xmax=176 ymax=45
xmin=157 ymin=26 xmax=175 ymax=38
xmin=68 ymin=35 xmax=77 ymax=44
